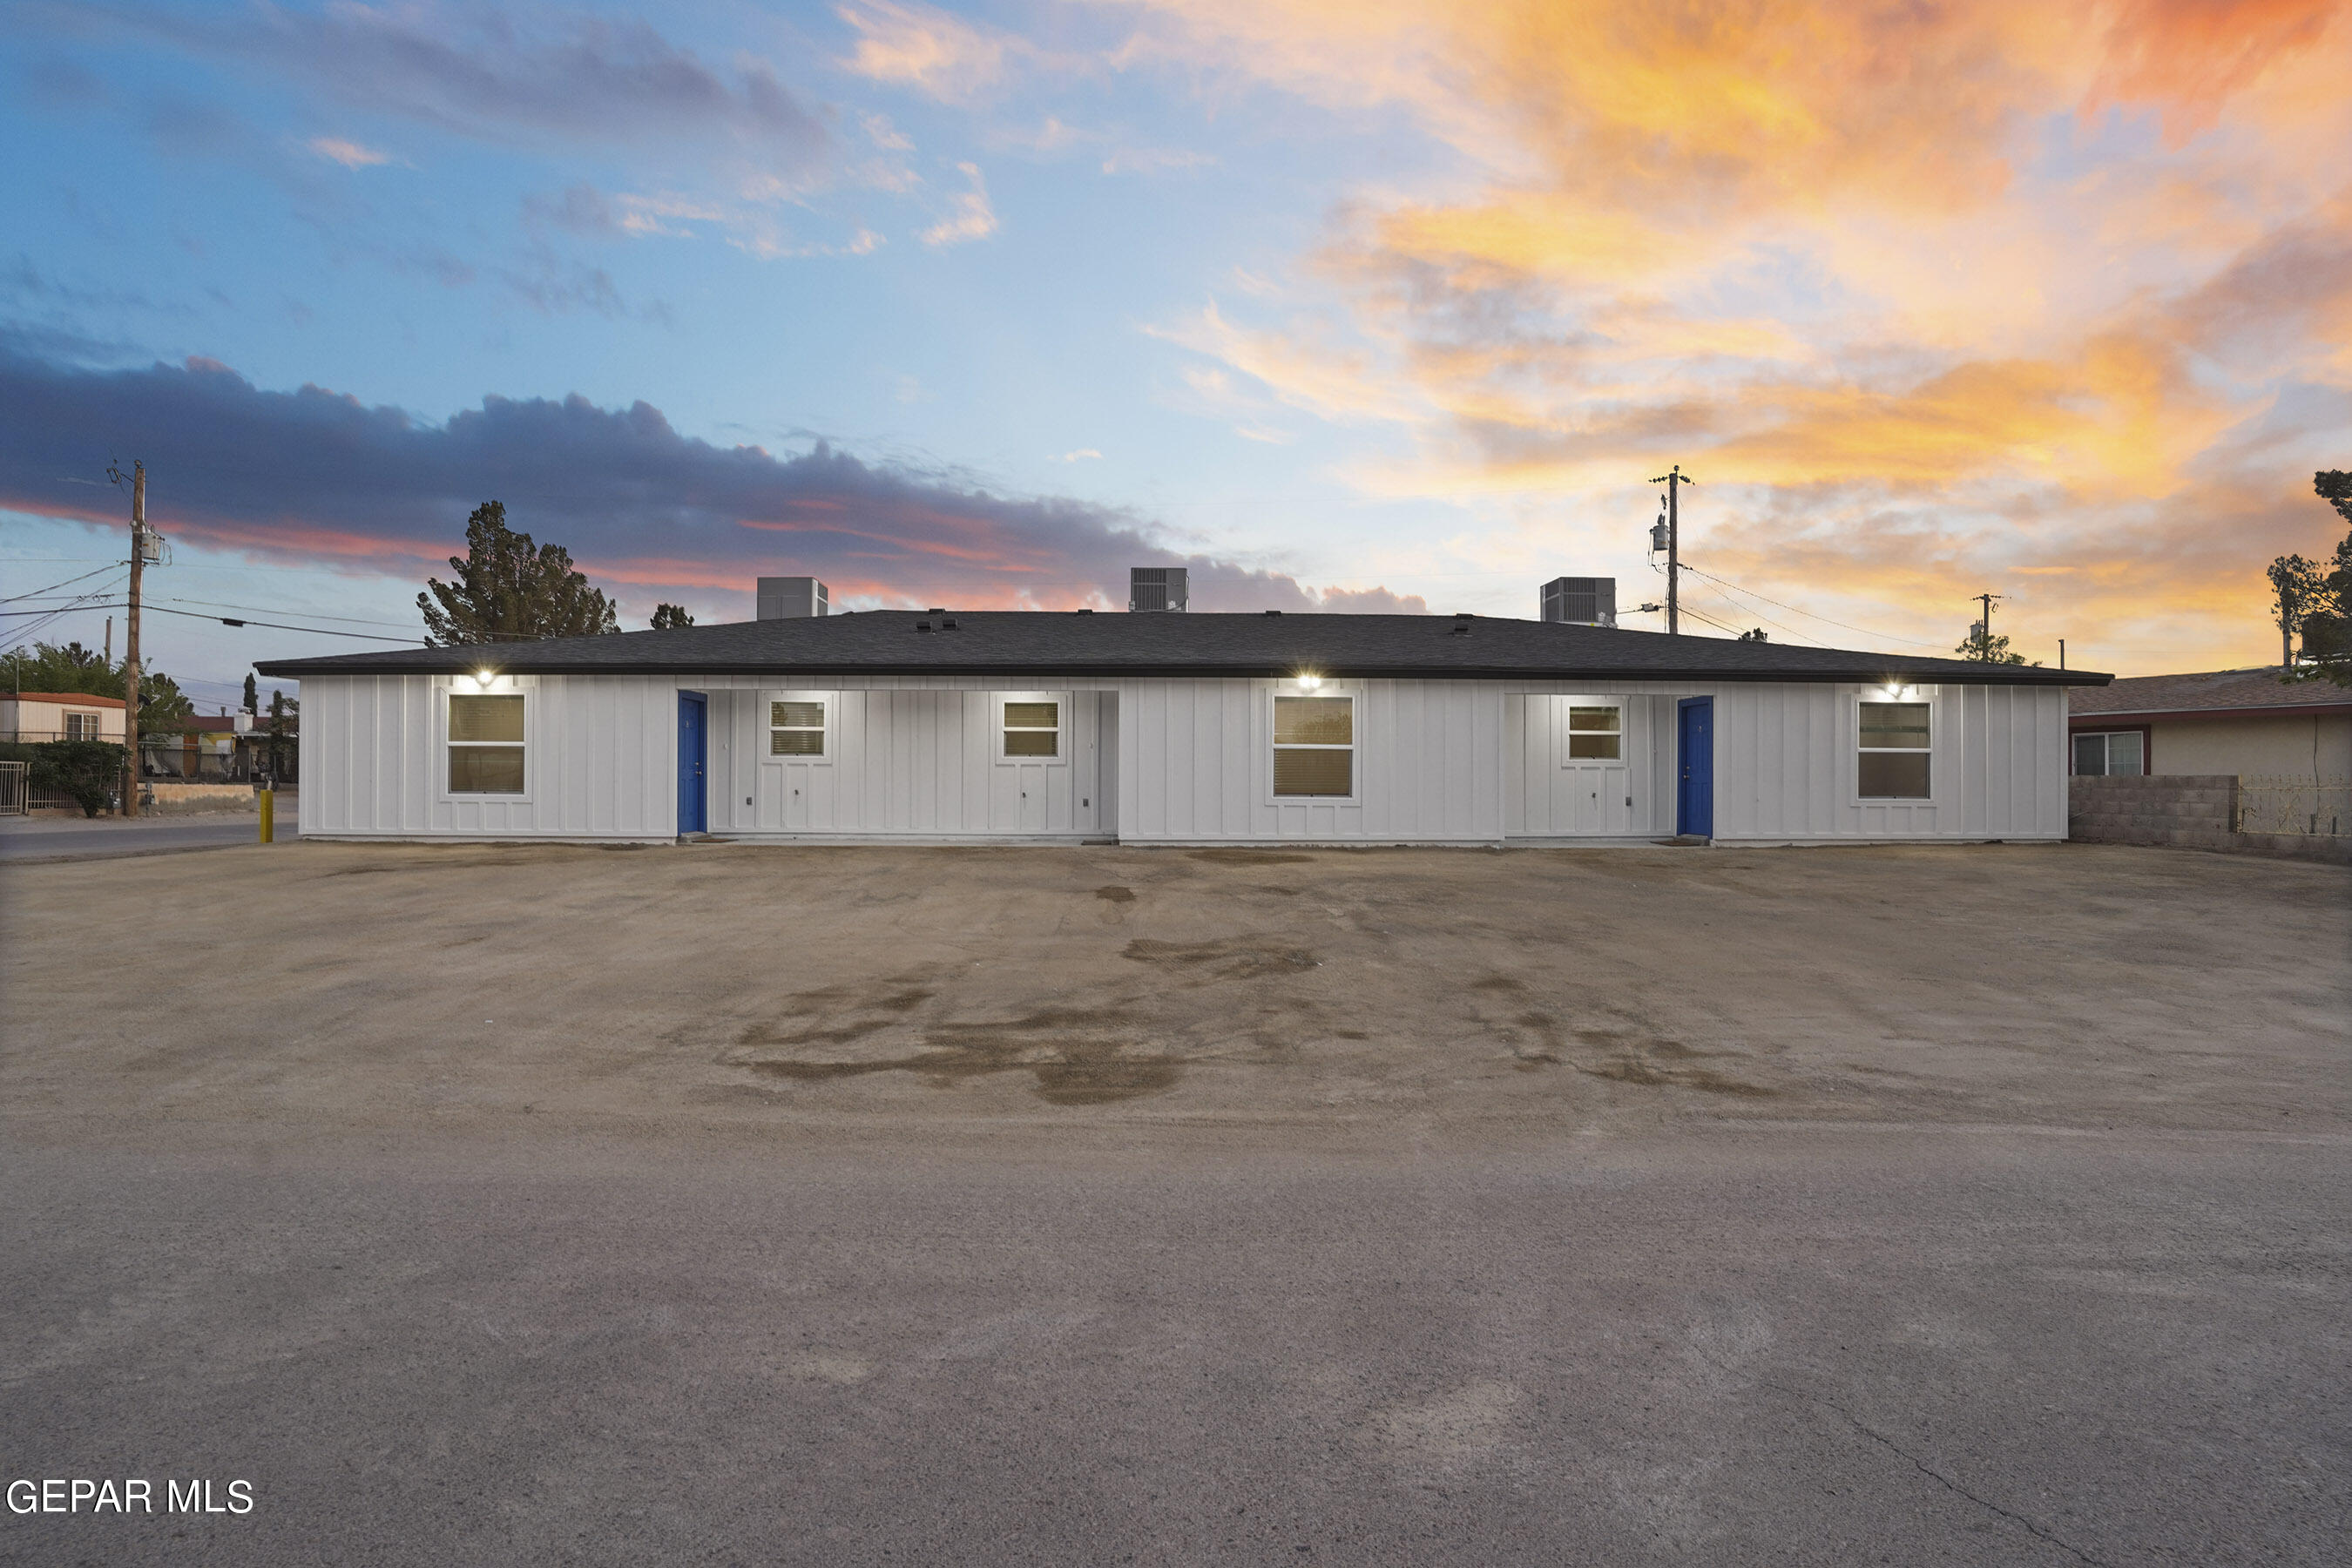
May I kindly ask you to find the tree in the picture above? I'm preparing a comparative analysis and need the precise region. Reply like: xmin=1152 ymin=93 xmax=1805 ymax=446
xmin=2281 ymin=472 xmax=2352 ymax=685
xmin=416 ymin=501 xmax=620 ymax=647
xmin=1736 ymin=627 xmax=1768 ymax=642
xmin=241 ymin=672 xmax=259 ymax=714
xmin=2268 ymin=554 xmax=2323 ymax=669
xmin=1 ymin=640 xmax=193 ymax=729
xmin=2318 ymin=470 xmax=2352 ymax=527
xmin=30 ymin=740 xmax=125 ymax=817
xmin=265 ymin=688 xmax=293 ymax=779
xmin=1953 ymin=626 xmax=2030 ymax=665
xmin=650 ymin=603 xmax=695 ymax=630
xmin=3 ymin=640 xmax=109 ymax=694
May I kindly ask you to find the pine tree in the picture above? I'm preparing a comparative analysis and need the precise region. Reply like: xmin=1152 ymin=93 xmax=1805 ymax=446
xmin=2294 ymin=471 xmax=2352 ymax=682
xmin=650 ymin=604 xmax=696 ymax=630
xmin=416 ymin=501 xmax=620 ymax=647
xmin=242 ymin=672 xmax=259 ymax=714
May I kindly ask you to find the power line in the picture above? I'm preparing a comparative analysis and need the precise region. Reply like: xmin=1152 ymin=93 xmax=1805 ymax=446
xmin=164 ymin=596 xmax=417 ymax=630
xmin=1673 ymin=602 xmax=1746 ymax=638
xmin=1677 ymin=577 xmax=1819 ymax=645
xmin=140 ymin=604 xmax=426 ymax=643
xmin=2 ymin=600 xmax=424 ymax=643
xmin=0 ymin=564 xmax=127 ymax=603
xmin=1674 ymin=564 xmax=1943 ymax=648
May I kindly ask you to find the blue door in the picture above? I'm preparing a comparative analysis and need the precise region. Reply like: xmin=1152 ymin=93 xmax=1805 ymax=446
xmin=1676 ymin=697 xmax=1713 ymax=839
xmin=677 ymin=693 xmax=707 ymax=835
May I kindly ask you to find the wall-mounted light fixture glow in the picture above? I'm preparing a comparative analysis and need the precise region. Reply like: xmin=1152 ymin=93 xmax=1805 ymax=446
xmin=1881 ymin=681 xmax=1912 ymax=700
xmin=1295 ymin=672 xmax=1323 ymax=691
xmin=475 ymin=668 xmax=499 ymax=691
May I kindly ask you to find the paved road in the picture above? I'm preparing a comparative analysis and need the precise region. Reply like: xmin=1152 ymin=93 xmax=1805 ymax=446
xmin=0 ymin=813 xmax=295 ymax=862
xmin=2 ymin=1124 xmax=2342 ymax=1565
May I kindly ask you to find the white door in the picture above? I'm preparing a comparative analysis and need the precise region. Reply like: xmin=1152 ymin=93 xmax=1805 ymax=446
xmin=764 ymin=693 xmax=830 ymax=832
xmin=1560 ymin=698 xmax=1632 ymax=833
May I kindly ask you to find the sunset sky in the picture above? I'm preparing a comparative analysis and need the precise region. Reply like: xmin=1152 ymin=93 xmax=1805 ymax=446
xmin=3 ymin=0 xmax=2348 ymax=705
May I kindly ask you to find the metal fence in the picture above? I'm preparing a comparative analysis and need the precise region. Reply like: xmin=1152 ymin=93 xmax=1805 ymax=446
xmin=0 ymin=760 xmax=23 ymax=814
xmin=2236 ymin=776 xmax=2351 ymax=838
xmin=140 ymin=736 xmax=297 ymax=786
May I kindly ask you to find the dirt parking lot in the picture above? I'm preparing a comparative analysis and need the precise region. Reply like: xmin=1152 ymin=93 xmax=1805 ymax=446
xmin=3 ymin=839 xmax=2345 ymax=1139
xmin=3 ymin=841 xmax=2348 ymax=1565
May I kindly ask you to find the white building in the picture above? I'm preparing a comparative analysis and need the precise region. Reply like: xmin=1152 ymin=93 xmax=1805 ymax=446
xmin=257 ymin=608 xmax=2103 ymax=847
xmin=2 ymin=692 xmax=127 ymax=743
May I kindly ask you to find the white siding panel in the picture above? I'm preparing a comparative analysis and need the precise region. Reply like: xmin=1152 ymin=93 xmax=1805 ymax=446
xmin=294 ymin=671 xmax=2065 ymax=844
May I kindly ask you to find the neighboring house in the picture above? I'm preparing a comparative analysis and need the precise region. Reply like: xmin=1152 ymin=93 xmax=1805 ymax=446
xmin=2067 ymin=668 xmax=2351 ymax=781
xmin=147 ymin=713 xmax=300 ymax=782
xmin=258 ymin=588 xmax=2106 ymax=848
xmin=2068 ymin=667 xmax=2350 ymax=842
xmin=1 ymin=692 xmax=126 ymax=742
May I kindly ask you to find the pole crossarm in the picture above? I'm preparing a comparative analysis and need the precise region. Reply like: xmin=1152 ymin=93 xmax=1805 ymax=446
xmin=1647 ymin=465 xmax=1694 ymax=636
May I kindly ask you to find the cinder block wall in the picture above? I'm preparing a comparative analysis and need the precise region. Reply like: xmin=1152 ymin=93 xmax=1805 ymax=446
xmin=2067 ymin=774 xmax=2239 ymax=848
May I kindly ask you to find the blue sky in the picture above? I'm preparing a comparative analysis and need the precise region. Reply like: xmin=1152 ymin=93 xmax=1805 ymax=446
xmin=4 ymin=1 xmax=2348 ymax=706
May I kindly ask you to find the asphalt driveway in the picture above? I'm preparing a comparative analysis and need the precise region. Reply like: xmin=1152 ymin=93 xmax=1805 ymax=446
xmin=0 ymin=804 xmax=294 ymax=863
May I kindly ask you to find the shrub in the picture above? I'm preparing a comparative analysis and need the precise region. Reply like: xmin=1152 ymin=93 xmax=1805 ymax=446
xmin=30 ymin=740 xmax=126 ymax=817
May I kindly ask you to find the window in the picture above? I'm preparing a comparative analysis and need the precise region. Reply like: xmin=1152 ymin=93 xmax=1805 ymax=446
xmin=1274 ymin=694 xmax=1354 ymax=797
xmin=771 ymin=700 xmax=826 ymax=757
xmin=64 ymin=712 xmax=101 ymax=740
xmin=1003 ymin=700 xmax=1059 ymax=759
xmin=2073 ymin=731 xmax=2144 ymax=776
xmin=1857 ymin=700 xmax=1930 ymax=799
xmin=447 ymin=693 xmax=525 ymax=794
xmin=1567 ymin=704 xmax=1620 ymax=760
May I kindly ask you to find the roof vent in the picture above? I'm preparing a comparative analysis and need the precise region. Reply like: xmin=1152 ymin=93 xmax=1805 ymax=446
xmin=756 ymin=577 xmax=829 ymax=619
xmin=1539 ymin=576 xmax=1615 ymax=628
xmin=1130 ymin=566 xmax=1187 ymax=612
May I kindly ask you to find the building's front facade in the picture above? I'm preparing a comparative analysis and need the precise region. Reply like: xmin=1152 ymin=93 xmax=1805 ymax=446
xmin=2067 ymin=667 xmax=2352 ymax=781
xmin=2 ymin=692 xmax=127 ymax=743
xmin=260 ymin=611 xmax=2104 ymax=848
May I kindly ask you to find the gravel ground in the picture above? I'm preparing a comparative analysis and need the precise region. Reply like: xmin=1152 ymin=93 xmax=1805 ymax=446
xmin=2 ymin=840 xmax=2346 ymax=1564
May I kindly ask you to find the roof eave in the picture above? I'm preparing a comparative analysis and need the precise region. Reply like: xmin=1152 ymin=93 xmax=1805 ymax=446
xmin=253 ymin=656 xmax=2110 ymax=685
xmin=2068 ymin=700 xmax=2352 ymax=722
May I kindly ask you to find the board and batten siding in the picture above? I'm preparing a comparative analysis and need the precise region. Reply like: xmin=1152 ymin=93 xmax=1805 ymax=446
xmin=703 ymin=684 xmax=1112 ymax=839
xmin=295 ymin=671 xmax=2067 ymax=844
xmin=299 ymin=673 xmax=678 ymax=840
xmin=1113 ymin=678 xmax=1504 ymax=843
xmin=1118 ymin=678 xmax=2065 ymax=844
xmin=300 ymin=673 xmax=1112 ymax=841
xmin=1707 ymin=681 xmax=2068 ymax=841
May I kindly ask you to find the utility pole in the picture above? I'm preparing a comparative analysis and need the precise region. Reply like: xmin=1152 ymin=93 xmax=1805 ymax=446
xmin=1971 ymin=591 xmax=2002 ymax=661
xmin=1648 ymin=464 xmax=1693 ymax=636
xmin=2058 ymin=639 xmax=2065 ymax=671
xmin=112 ymin=461 xmax=146 ymax=817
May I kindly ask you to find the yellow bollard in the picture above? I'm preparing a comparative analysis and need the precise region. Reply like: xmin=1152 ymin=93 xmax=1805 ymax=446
xmin=259 ymin=787 xmax=274 ymax=844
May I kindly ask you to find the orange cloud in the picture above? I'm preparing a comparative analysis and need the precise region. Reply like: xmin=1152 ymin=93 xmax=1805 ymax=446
xmin=1107 ymin=0 xmax=2350 ymax=672
xmin=835 ymin=0 xmax=1026 ymax=102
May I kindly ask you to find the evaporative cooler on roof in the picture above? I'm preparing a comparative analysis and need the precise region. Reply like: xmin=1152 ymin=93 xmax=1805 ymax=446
xmin=1130 ymin=567 xmax=1188 ymax=612
xmin=1539 ymin=577 xmax=1616 ymax=627
xmin=756 ymin=577 xmax=829 ymax=619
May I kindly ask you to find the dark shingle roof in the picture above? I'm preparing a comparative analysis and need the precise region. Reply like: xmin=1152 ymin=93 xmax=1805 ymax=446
xmin=254 ymin=611 xmax=2109 ymax=686
xmin=2067 ymin=666 xmax=2351 ymax=717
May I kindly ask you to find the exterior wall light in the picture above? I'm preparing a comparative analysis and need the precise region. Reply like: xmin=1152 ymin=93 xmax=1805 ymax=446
xmin=1296 ymin=673 xmax=1323 ymax=691
xmin=475 ymin=669 xmax=499 ymax=690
